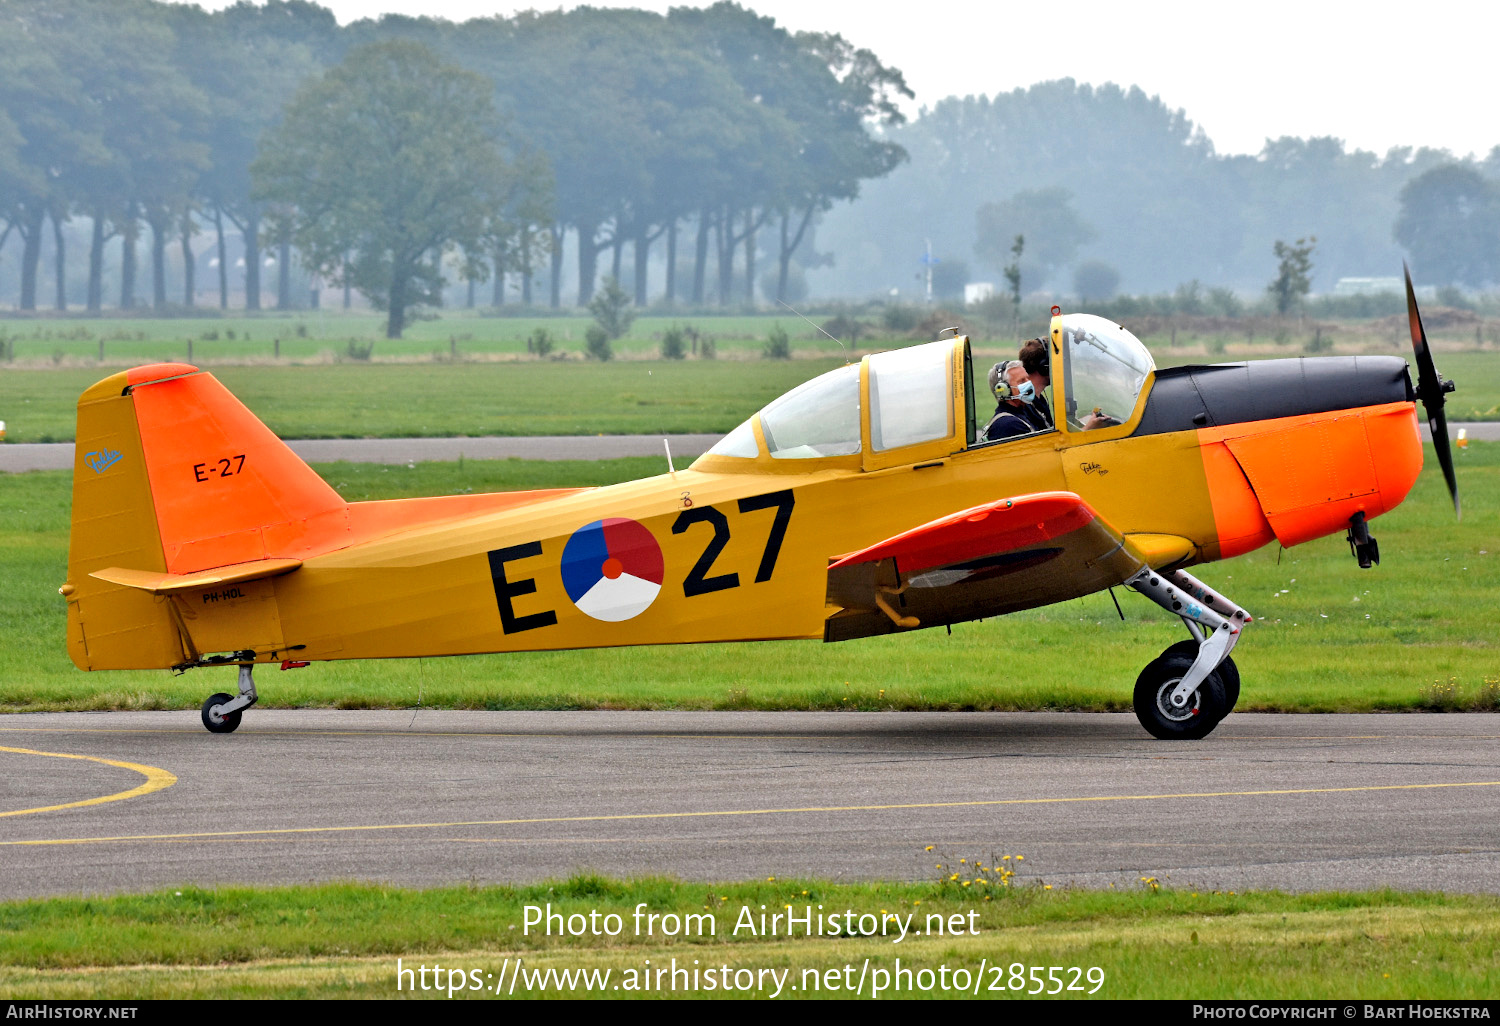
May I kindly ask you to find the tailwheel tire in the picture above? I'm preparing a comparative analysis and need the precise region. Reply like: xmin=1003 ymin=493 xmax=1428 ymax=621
xmin=1160 ymin=639 xmax=1240 ymax=712
xmin=201 ymin=692 xmax=242 ymax=734
xmin=1133 ymin=650 xmax=1230 ymax=740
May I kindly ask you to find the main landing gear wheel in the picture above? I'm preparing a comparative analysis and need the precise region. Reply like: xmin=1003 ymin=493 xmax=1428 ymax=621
xmin=201 ymin=692 xmax=242 ymax=734
xmin=1160 ymin=639 xmax=1239 ymax=713
xmin=1133 ymin=649 xmax=1230 ymax=741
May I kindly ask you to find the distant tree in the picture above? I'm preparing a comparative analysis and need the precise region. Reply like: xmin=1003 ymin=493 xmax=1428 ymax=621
xmin=670 ymin=6 xmax=911 ymax=306
xmin=1267 ymin=236 xmax=1316 ymax=315
xmin=759 ymin=261 xmax=808 ymax=304
xmin=253 ymin=40 xmax=525 ymax=338
xmin=179 ymin=3 xmax=329 ymax=311
xmin=584 ymin=324 xmax=613 ymax=361
xmin=1174 ymin=279 xmax=1206 ymax=315
xmin=930 ymin=257 xmax=970 ymax=300
xmin=588 ymin=276 xmax=635 ymax=341
xmin=0 ymin=0 xmax=117 ymax=311
xmin=763 ymin=323 xmax=791 ymax=359
xmin=1206 ymin=286 xmax=1243 ymax=317
xmin=1073 ymin=260 xmax=1120 ymax=304
xmin=1394 ymin=164 xmax=1500 ymax=288
xmin=660 ymin=324 xmax=687 ymax=360
xmin=524 ymin=327 xmax=555 ymax=357
xmin=1003 ymin=234 xmax=1024 ymax=329
xmin=975 ymin=187 xmax=1096 ymax=290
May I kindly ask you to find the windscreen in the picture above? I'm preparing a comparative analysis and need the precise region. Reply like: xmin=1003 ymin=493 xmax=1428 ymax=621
xmin=759 ymin=363 xmax=862 ymax=459
xmin=1061 ymin=314 xmax=1154 ymax=430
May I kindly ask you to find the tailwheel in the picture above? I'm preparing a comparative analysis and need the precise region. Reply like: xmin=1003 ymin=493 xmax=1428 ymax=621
xmin=201 ymin=692 xmax=242 ymax=734
xmin=1133 ymin=648 xmax=1230 ymax=741
xmin=199 ymin=663 xmax=258 ymax=734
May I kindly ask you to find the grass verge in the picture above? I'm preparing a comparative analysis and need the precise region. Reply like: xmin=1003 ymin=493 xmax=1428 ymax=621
xmin=3 ymin=345 xmax=1497 ymax=444
xmin=0 ymin=876 xmax=1496 ymax=998
xmin=1 ymin=444 xmax=1495 ymax=714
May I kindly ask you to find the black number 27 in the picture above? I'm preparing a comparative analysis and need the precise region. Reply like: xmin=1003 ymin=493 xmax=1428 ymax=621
xmin=671 ymin=489 xmax=794 ymax=598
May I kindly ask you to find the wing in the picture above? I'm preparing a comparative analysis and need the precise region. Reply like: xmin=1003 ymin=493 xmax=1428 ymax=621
xmin=823 ymin=491 xmax=1153 ymax=642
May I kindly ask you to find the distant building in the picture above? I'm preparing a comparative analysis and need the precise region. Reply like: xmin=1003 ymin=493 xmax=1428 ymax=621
xmin=964 ymin=282 xmax=995 ymax=305
xmin=1334 ymin=276 xmax=1402 ymax=296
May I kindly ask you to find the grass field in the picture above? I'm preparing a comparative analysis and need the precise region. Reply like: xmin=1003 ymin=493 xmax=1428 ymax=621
xmin=2 ymin=444 xmax=1494 ymax=714
xmin=0 ymin=359 xmax=846 ymax=442
xmin=0 ymin=311 xmax=856 ymax=364
xmin=2 ymin=347 xmax=1498 ymax=444
xmin=1 ymin=877 xmax=1496 ymax=998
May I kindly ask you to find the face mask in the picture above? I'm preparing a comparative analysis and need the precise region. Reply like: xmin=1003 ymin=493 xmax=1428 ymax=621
xmin=994 ymin=378 xmax=1036 ymax=404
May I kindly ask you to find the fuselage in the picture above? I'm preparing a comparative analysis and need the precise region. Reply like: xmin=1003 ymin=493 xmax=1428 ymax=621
xmin=63 ymin=337 xmax=1423 ymax=671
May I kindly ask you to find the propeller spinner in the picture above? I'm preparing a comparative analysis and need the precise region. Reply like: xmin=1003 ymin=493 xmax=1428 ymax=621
xmin=1403 ymin=263 xmax=1461 ymax=519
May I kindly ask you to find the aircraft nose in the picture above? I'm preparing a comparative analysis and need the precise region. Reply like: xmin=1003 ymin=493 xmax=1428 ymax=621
xmin=1134 ymin=354 xmax=1413 ymax=435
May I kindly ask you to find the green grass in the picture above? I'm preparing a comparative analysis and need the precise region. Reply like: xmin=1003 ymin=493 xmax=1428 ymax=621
xmin=2 ymin=445 xmax=1495 ymax=714
xmin=1 ymin=313 xmax=1495 ymax=443
xmin=0 ymin=877 xmax=1496 ymax=998
xmin=0 ymin=360 xmax=847 ymax=442
xmin=0 ymin=311 xmax=854 ymax=364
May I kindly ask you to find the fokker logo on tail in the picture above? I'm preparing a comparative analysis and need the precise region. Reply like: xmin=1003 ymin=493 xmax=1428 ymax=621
xmin=84 ymin=449 xmax=123 ymax=475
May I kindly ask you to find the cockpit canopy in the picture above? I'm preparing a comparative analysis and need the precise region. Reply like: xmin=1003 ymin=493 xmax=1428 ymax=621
xmin=699 ymin=315 xmax=1157 ymax=469
xmin=703 ymin=338 xmax=961 ymax=464
xmin=1056 ymin=314 xmax=1154 ymax=429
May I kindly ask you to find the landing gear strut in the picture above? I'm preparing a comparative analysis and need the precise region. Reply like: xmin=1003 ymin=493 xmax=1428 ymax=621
xmin=201 ymin=664 xmax=257 ymax=734
xmin=1127 ymin=567 xmax=1251 ymax=740
xmin=1346 ymin=511 xmax=1380 ymax=569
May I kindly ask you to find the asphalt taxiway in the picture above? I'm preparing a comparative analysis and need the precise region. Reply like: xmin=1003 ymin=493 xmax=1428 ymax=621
xmin=2 ymin=422 xmax=1492 ymax=472
xmin=2 ymin=711 xmax=1498 ymax=899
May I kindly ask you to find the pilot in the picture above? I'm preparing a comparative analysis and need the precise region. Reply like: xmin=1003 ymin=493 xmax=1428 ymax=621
xmin=982 ymin=361 xmax=1038 ymax=442
xmin=1017 ymin=337 xmax=1053 ymax=431
xmin=1032 ymin=335 xmax=1119 ymax=431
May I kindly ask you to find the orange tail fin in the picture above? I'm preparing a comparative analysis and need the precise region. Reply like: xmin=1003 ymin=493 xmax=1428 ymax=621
xmin=127 ymin=365 xmax=346 ymax=573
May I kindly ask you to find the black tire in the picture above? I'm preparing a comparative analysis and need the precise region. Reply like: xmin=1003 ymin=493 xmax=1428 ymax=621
xmin=1160 ymin=639 xmax=1240 ymax=712
xmin=201 ymin=692 xmax=242 ymax=734
xmin=1133 ymin=650 xmax=1230 ymax=740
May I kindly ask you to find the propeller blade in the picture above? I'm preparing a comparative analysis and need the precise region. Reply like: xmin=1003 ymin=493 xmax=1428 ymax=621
xmin=1403 ymin=263 xmax=1461 ymax=519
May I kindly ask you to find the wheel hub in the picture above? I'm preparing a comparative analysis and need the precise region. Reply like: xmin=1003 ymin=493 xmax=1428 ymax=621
xmin=1155 ymin=678 xmax=1199 ymax=722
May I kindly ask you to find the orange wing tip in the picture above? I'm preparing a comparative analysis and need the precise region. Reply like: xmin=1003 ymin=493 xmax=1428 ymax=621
xmin=126 ymin=362 xmax=200 ymax=387
xmin=829 ymin=491 xmax=1096 ymax=575
xmin=90 ymin=557 xmax=302 ymax=595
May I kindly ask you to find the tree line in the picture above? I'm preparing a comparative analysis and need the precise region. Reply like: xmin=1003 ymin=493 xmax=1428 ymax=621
xmin=0 ymin=0 xmax=910 ymax=336
xmin=816 ymin=80 xmax=1500 ymax=299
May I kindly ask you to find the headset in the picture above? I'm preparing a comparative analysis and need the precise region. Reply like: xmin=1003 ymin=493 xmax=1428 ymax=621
xmin=990 ymin=360 xmax=1037 ymax=403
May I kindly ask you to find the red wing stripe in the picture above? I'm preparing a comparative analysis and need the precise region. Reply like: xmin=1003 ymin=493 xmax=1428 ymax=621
xmin=829 ymin=491 xmax=1098 ymax=576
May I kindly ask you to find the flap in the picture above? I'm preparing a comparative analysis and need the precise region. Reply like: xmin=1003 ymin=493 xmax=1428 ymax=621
xmin=829 ymin=491 xmax=1098 ymax=575
xmin=824 ymin=491 xmax=1148 ymax=643
xmin=90 ymin=557 xmax=303 ymax=595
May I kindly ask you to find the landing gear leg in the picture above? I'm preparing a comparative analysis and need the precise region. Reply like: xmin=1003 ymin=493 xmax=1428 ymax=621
xmin=201 ymin=664 xmax=258 ymax=734
xmin=1127 ymin=568 xmax=1252 ymax=740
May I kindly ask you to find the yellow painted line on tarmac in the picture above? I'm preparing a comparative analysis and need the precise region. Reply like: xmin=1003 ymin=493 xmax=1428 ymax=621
xmin=3 ymin=726 xmax=1500 ymax=742
xmin=0 ymin=727 xmax=833 ymax=741
xmin=6 ymin=779 xmax=1499 ymax=847
xmin=0 ymin=746 xmax=176 ymax=819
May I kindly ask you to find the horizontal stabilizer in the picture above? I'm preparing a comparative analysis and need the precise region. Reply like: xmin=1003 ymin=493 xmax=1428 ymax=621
xmin=90 ymin=558 xmax=303 ymax=595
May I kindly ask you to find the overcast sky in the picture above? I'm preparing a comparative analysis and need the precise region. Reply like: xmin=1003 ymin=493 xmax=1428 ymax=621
xmin=186 ymin=0 xmax=1496 ymax=158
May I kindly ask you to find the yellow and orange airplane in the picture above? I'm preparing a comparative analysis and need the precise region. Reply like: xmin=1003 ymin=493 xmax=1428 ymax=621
xmin=61 ymin=271 xmax=1458 ymax=739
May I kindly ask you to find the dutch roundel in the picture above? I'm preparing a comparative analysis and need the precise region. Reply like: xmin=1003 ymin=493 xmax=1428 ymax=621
xmin=560 ymin=518 xmax=665 ymax=622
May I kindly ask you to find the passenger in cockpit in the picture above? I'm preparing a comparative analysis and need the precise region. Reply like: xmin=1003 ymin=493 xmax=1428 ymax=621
xmin=982 ymin=361 xmax=1039 ymax=442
